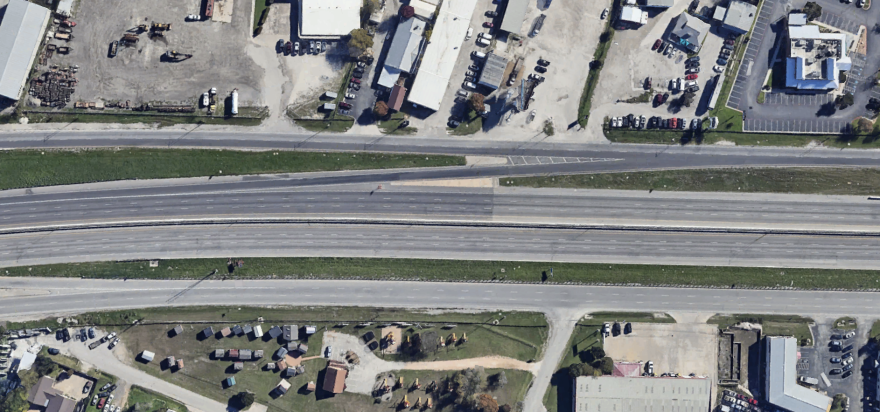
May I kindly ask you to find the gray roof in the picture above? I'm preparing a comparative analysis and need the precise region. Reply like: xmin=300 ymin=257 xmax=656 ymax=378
xmin=573 ymin=375 xmax=711 ymax=411
xmin=789 ymin=13 xmax=808 ymax=26
xmin=500 ymin=0 xmax=529 ymax=34
xmin=669 ymin=13 xmax=710 ymax=52
xmin=385 ymin=17 xmax=425 ymax=73
xmin=0 ymin=0 xmax=50 ymax=100
xmin=644 ymin=0 xmax=674 ymax=7
xmin=477 ymin=53 xmax=508 ymax=89
xmin=723 ymin=0 xmax=758 ymax=34
xmin=765 ymin=337 xmax=832 ymax=412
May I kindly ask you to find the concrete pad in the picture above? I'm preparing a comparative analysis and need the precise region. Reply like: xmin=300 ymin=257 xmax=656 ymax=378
xmin=604 ymin=322 xmax=718 ymax=384
xmin=391 ymin=178 xmax=496 ymax=188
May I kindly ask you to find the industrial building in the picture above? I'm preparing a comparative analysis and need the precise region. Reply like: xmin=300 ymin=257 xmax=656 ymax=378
xmin=620 ymin=6 xmax=648 ymax=25
xmin=721 ymin=0 xmax=758 ymax=34
xmin=668 ymin=13 xmax=710 ymax=53
xmin=785 ymin=16 xmax=851 ymax=91
xmin=765 ymin=337 xmax=832 ymax=412
xmin=572 ymin=375 xmax=711 ymax=412
xmin=500 ymin=0 xmax=529 ymax=35
xmin=410 ymin=0 xmax=437 ymax=20
xmin=477 ymin=53 xmax=508 ymax=90
xmin=0 ymin=0 xmax=51 ymax=101
xmin=378 ymin=17 xmax=426 ymax=89
xmin=408 ymin=0 xmax=477 ymax=111
xmin=643 ymin=0 xmax=674 ymax=8
xmin=298 ymin=0 xmax=361 ymax=39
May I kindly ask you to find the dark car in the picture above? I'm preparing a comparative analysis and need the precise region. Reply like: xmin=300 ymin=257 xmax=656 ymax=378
xmin=62 ymin=328 xmax=70 ymax=342
xmin=627 ymin=113 xmax=634 ymax=124
xmin=285 ymin=41 xmax=292 ymax=55
xmin=339 ymin=102 xmax=352 ymax=109
xmin=717 ymin=58 xmax=728 ymax=66
xmin=842 ymin=370 xmax=853 ymax=379
xmin=724 ymin=39 xmax=735 ymax=45
xmin=644 ymin=77 xmax=652 ymax=89
xmin=469 ymin=64 xmax=481 ymax=71
xmin=612 ymin=322 xmax=621 ymax=336
xmin=686 ymin=56 xmax=700 ymax=63
xmin=368 ymin=341 xmax=380 ymax=351
xmin=277 ymin=39 xmax=285 ymax=52
xmin=662 ymin=92 xmax=669 ymax=102
xmin=88 ymin=328 xmax=95 ymax=339
xmin=448 ymin=119 xmax=461 ymax=128
xmin=624 ymin=323 xmax=632 ymax=334
xmin=662 ymin=119 xmax=669 ymax=128
xmin=652 ymin=39 xmax=662 ymax=50
xmin=352 ymin=72 xmax=363 ymax=78
xmin=56 ymin=330 xmax=63 ymax=340
xmin=484 ymin=22 xmax=494 ymax=28
xmin=349 ymin=84 xmax=360 ymax=91
xmin=82 ymin=381 xmax=92 ymax=394
xmin=535 ymin=66 xmax=547 ymax=73
xmin=657 ymin=41 xmax=666 ymax=53
xmin=654 ymin=94 xmax=664 ymax=105
xmin=108 ymin=41 xmax=118 ymax=58
xmin=842 ymin=344 xmax=854 ymax=352
xmin=486 ymin=11 xmax=497 ymax=17
xmin=622 ymin=117 xmax=630 ymax=127
xmin=842 ymin=363 xmax=854 ymax=372
xmin=48 ymin=348 xmax=60 ymax=355
xmin=362 ymin=331 xmax=375 ymax=342
xmin=537 ymin=59 xmax=550 ymax=67
xmin=685 ymin=85 xmax=700 ymax=93
xmin=354 ymin=67 xmax=365 ymax=74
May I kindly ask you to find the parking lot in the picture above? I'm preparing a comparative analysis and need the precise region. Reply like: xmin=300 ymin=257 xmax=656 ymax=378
xmin=54 ymin=0 xmax=263 ymax=106
xmin=743 ymin=117 xmax=853 ymax=133
xmin=800 ymin=318 xmax=871 ymax=412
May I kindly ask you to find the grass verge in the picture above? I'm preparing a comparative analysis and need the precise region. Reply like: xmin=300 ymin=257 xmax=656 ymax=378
xmin=833 ymin=317 xmax=857 ymax=331
xmin=378 ymin=111 xmax=418 ymax=135
xmin=125 ymin=386 xmax=190 ymax=412
xmin=708 ymin=314 xmax=814 ymax=345
xmin=10 ymin=258 xmax=880 ymax=291
xmin=449 ymin=109 xmax=483 ymax=135
xmin=576 ymin=5 xmax=616 ymax=128
xmin=542 ymin=312 xmax=673 ymax=412
xmin=870 ymin=320 xmax=880 ymax=341
xmin=0 ymin=149 xmax=465 ymax=190
xmin=500 ymin=167 xmax=880 ymax=195
xmin=23 ymin=111 xmax=264 ymax=127
xmin=604 ymin=126 xmax=880 ymax=147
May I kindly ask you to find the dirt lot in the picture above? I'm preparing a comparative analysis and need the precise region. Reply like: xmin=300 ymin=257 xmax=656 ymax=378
xmin=604 ymin=322 xmax=718 ymax=388
xmin=52 ymin=373 xmax=91 ymax=401
xmin=415 ymin=0 xmax=609 ymax=137
xmin=49 ymin=0 xmax=263 ymax=106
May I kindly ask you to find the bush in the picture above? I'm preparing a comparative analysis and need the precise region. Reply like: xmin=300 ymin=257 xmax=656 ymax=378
xmin=476 ymin=393 xmax=499 ymax=412
xmin=348 ymin=28 xmax=374 ymax=58
xmin=568 ymin=362 xmax=595 ymax=378
xmin=856 ymin=118 xmax=873 ymax=134
xmin=592 ymin=357 xmax=614 ymax=375
xmin=0 ymin=388 xmax=29 ymax=412
xmin=234 ymin=392 xmax=255 ymax=409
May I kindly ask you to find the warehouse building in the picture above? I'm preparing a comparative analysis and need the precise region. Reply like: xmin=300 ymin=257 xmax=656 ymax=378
xmin=477 ymin=53 xmax=508 ymax=90
xmin=722 ymin=0 xmax=758 ymax=35
xmin=0 ymin=0 xmax=51 ymax=101
xmin=572 ymin=375 xmax=711 ymax=412
xmin=643 ymin=0 xmax=674 ymax=8
xmin=765 ymin=337 xmax=832 ymax=412
xmin=408 ymin=0 xmax=477 ymax=111
xmin=378 ymin=16 xmax=426 ymax=89
xmin=298 ymin=0 xmax=361 ymax=39
xmin=785 ymin=18 xmax=851 ymax=91
xmin=500 ymin=0 xmax=529 ymax=35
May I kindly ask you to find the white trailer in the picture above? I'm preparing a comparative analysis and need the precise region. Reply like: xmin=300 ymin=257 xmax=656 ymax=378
xmin=230 ymin=89 xmax=239 ymax=115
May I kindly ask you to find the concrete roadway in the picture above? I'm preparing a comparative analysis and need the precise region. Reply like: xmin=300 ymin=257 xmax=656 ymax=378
xmin=2 ymin=223 xmax=879 ymax=269
xmin=3 ymin=184 xmax=880 ymax=233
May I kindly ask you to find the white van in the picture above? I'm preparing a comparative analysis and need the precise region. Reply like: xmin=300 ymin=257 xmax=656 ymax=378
xmin=466 ymin=27 xmax=473 ymax=40
xmin=476 ymin=37 xmax=490 ymax=47
xmin=472 ymin=51 xmax=486 ymax=59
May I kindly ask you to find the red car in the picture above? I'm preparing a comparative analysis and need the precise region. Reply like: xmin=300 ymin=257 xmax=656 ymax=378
xmin=484 ymin=22 xmax=493 ymax=28
xmin=654 ymin=93 xmax=666 ymax=105
xmin=652 ymin=39 xmax=662 ymax=50
xmin=685 ymin=74 xmax=698 ymax=80
xmin=97 ymin=398 xmax=106 ymax=410
xmin=350 ymin=78 xmax=361 ymax=84
xmin=724 ymin=39 xmax=735 ymax=46
xmin=669 ymin=118 xmax=678 ymax=129
xmin=339 ymin=102 xmax=352 ymax=109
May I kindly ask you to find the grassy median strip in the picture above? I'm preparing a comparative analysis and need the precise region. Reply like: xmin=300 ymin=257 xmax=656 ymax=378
xmin=501 ymin=167 xmax=880 ymax=195
xmin=8 ymin=257 xmax=880 ymax=290
xmin=708 ymin=314 xmax=814 ymax=345
xmin=0 ymin=149 xmax=465 ymax=190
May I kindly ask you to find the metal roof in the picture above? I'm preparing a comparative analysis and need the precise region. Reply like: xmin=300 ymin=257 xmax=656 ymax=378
xmin=0 ymin=0 xmax=50 ymax=100
xmin=385 ymin=17 xmax=426 ymax=73
xmin=500 ymin=0 xmax=530 ymax=34
xmin=765 ymin=337 xmax=833 ymax=412
xmin=644 ymin=0 xmax=674 ymax=7
xmin=388 ymin=85 xmax=407 ymax=111
xmin=573 ymin=376 xmax=711 ymax=412
xmin=477 ymin=53 xmax=507 ymax=89
xmin=723 ymin=0 xmax=758 ymax=34
xmin=299 ymin=0 xmax=361 ymax=38
xmin=669 ymin=13 xmax=710 ymax=52
xmin=789 ymin=13 xmax=807 ymax=26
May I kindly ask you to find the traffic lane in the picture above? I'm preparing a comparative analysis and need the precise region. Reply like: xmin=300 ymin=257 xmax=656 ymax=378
xmin=2 ymin=186 xmax=880 ymax=231
xmin=5 ymin=130 xmax=880 ymax=161
xmin=3 ymin=277 xmax=880 ymax=319
xmin=1 ymin=224 xmax=879 ymax=269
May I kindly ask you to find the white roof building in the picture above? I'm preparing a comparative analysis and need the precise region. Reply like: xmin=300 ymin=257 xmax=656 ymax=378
xmin=722 ymin=0 xmax=758 ymax=34
xmin=785 ymin=24 xmax=851 ymax=90
xmin=0 ymin=0 xmax=51 ymax=100
xmin=17 ymin=351 xmax=37 ymax=371
xmin=620 ymin=6 xmax=648 ymax=25
xmin=407 ymin=0 xmax=477 ymax=111
xmin=410 ymin=0 xmax=437 ymax=20
xmin=298 ymin=0 xmax=362 ymax=39
xmin=573 ymin=375 xmax=711 ymax=412
xmin=765 ymin=337 xmax=832 ymax=412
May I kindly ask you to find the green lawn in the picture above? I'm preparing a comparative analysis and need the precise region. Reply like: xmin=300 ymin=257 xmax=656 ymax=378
xmin=501 ymin=167 xmax=880 ymax=195
xmin=870 ymin=320 xmax=880 ymax=341
xmin=9 ymin=258 xmax=880 ymax=292
xmin=577 ymin=17 xmax=616 ymax=127
xmin=293 ymin=119 xmax=355 ymax=133
xmin=833 ymin=317 xmax=857 ymax=331
xmin=543 ymin=312 xmax=673 ymax=412
xmin=26 ymin=307 xmax=542 ymax=412
xmin=253 ymin=0 xmax=270 ymax=32
xmin=708 ymin=314 xmax=814 ymax=345
xmin=0 ymin=149 xmax=464 ymax=190
xmin=449 ymin=109 xmax=483 ymax=136
xmin=604 ymin=126 xmax=880 ymax=147
xmin=125 ymin=386 xmax=189 ymax=412
xmin=378 ymin=112 xmax=418 ymax=135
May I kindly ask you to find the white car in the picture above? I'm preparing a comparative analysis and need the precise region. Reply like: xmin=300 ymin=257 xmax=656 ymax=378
xmin=186 ymin=14 xmax=200 ymax=21
xmin=108 ymin=338 xmax=119 ymax=349
xmin=713 ymin=65 xmax=724 ymax=73
xmin=345 ymin=93 xmax=356 ymax=99
xmin=201 ymin=93 xmax=209 ymax=107
xmin=325 ymin=346 xmax=332 ymax=358
xmin=601 ymin=8 xmax=609 ymax=19
xmin=456 ymin=90 xmax=468 ymax=97
xmin=293 ymin=42 xmax=300 ymax=53
xmin=463 ymin=81 xmax=476 ymax=89
xmin=478 ymin=32 xmax=493 ymax=40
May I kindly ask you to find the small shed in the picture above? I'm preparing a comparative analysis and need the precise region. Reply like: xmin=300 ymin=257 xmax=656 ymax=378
xmin=268 ymin=326 xmax=282 ymax=339
xmin=140 ymin=350 xmax=155 ymax=362
xmin=202 ymin=327 xmax=214 ymax=338
xmin=275 ymin=347 xmax=288 ymax=359
xmin=305 ymin=325 xmax=317 ymax=335
xmin=275 ymin=379 xmax=291 ymax=396
xmin=266 ymin=362 xmax=276 ymax=371
xmin=220 ymin=327 xmax=232 ymax=337
xmin=171 ymin=325 xmax=183 ymax=336
xmin=296 ymin=365 xmax=306 ymax=375
xmin=176 ymin=359 xmax=184 ymax=369
xmin=286 ymin=342 xmax=298 ymax=352
xmin=233 ymin=362 xmax=243 ymax=371
xmin=285 ymin=367 xmax=297 ymax=378
xmin=228 ymin=349 xmax=239 ymax=359
xmin=240 ymin=350 xmax=252 ymax=360
xmin=297 ymin=343 xmax=309 ymax=354
xmin=253 ymin=325 xmax=263 ymax=339
xmin=225 ymin=377 xmax=236 ymax=387
xmin=306 ymin=381 xmax=316 ymax=392
xmin=276 ymin=360 xmax=287 ymax=370
xmin=232 ymin=325 xmax=243 ymax=336
xmin=254 ymin=350 xmax=264 ymax=359
xmin=283 ymin=325 xmax=298 ymax=341
xmin=242 ymin=325 xmax=253 ymax=335
xmin=166 ymin=356 xmax=175 ymax=366
xmin=214 ymin=349 xmax=225 ymax=359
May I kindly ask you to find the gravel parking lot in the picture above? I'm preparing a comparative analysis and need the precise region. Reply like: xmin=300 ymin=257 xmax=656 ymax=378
xmin=52 ymin=0 xmax=263 ymax=105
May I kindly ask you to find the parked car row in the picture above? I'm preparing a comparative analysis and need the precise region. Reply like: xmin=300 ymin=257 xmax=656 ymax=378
xmin=610 ymin=114 xmax=714 ymax=131
xmin=720 ymin=389 xmax=763 ymax=412
xmin=828 ymin=330 xmax=856 ymax=379
xmin=278 ymin=39 xmax=326 ymax=56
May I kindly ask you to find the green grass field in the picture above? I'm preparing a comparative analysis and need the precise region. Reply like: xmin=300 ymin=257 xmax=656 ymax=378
xmin=542 ymin=312 xmax=673 ymax=412
xmin=833 ymin=317 xmax=857 ymax=331
xmin=125 ymin=386 xmax=190 ymax=412
xmin=501 ymin=167 xmax=880 ymax=195
xmin=378 ymin=112 xmax=418 ymax=135
xmin=708 ymin=314 xmax=814 ymax=345
xmin=9 ymin=257 xmax=880 ymax=291
xmin=0 ymin=149 xmax=465 ymax=190
xmin=604 ymin=127 xmax=880 ymax=147
xmin=449 ymin=109 xmax=483 ymax=135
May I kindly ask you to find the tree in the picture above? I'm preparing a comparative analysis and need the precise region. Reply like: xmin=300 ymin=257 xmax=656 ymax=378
xmin=867 ymin=97 xmax=880 ymax=113
xmin=589 ymin=346 xmax=606 ymax=362
xmin=476 ymin=394 xmax=499 ymax=412
xmin=400 ymin=5 xmax=415 ymax=19
xmin=468 ymin=93 xmax=485 ymax=113
xmin=499 ymin=405 xmax=512 ymax=412
xmin=452 ymin=366 xmax=485 ymax=403
xmin=856 ymin=118 xmax=873 ymax=134
xmin=373 ymin=101 xmax=389 ymax=118
xmin=590 ymin=60 xmax=603 ymax=70
xmin=680 ymin=92 xmax=696 ymax=107
xmin=835 ymin=92 xmax=854 ymax=109
xmin=802 ymin=2 xmax=822 ymax=21
xmin=362 ymin=0 xmax=380 ymax=18
xmin=0 ymin=388 xmax=29 ymax=412
xmin=491 ymin=371 xmax=508 ymax=389
xmin=592 ymin=357 xmax=614 ymax=375
xmin=568 ymin=362 xmax=595 ymax=378
xmin=599 ymin=31 xmax=612 ymax=43
xmin=235 ymin=392 xmax=255 ymax=410
xmin=347 ymin=28 xmax=374 ymax=58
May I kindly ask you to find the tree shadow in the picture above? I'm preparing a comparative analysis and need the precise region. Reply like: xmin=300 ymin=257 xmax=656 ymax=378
xmin=816 ymin=101 xmax=837 ymax=117
xmin=551 ymin=369 xmax=573 ymax=412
